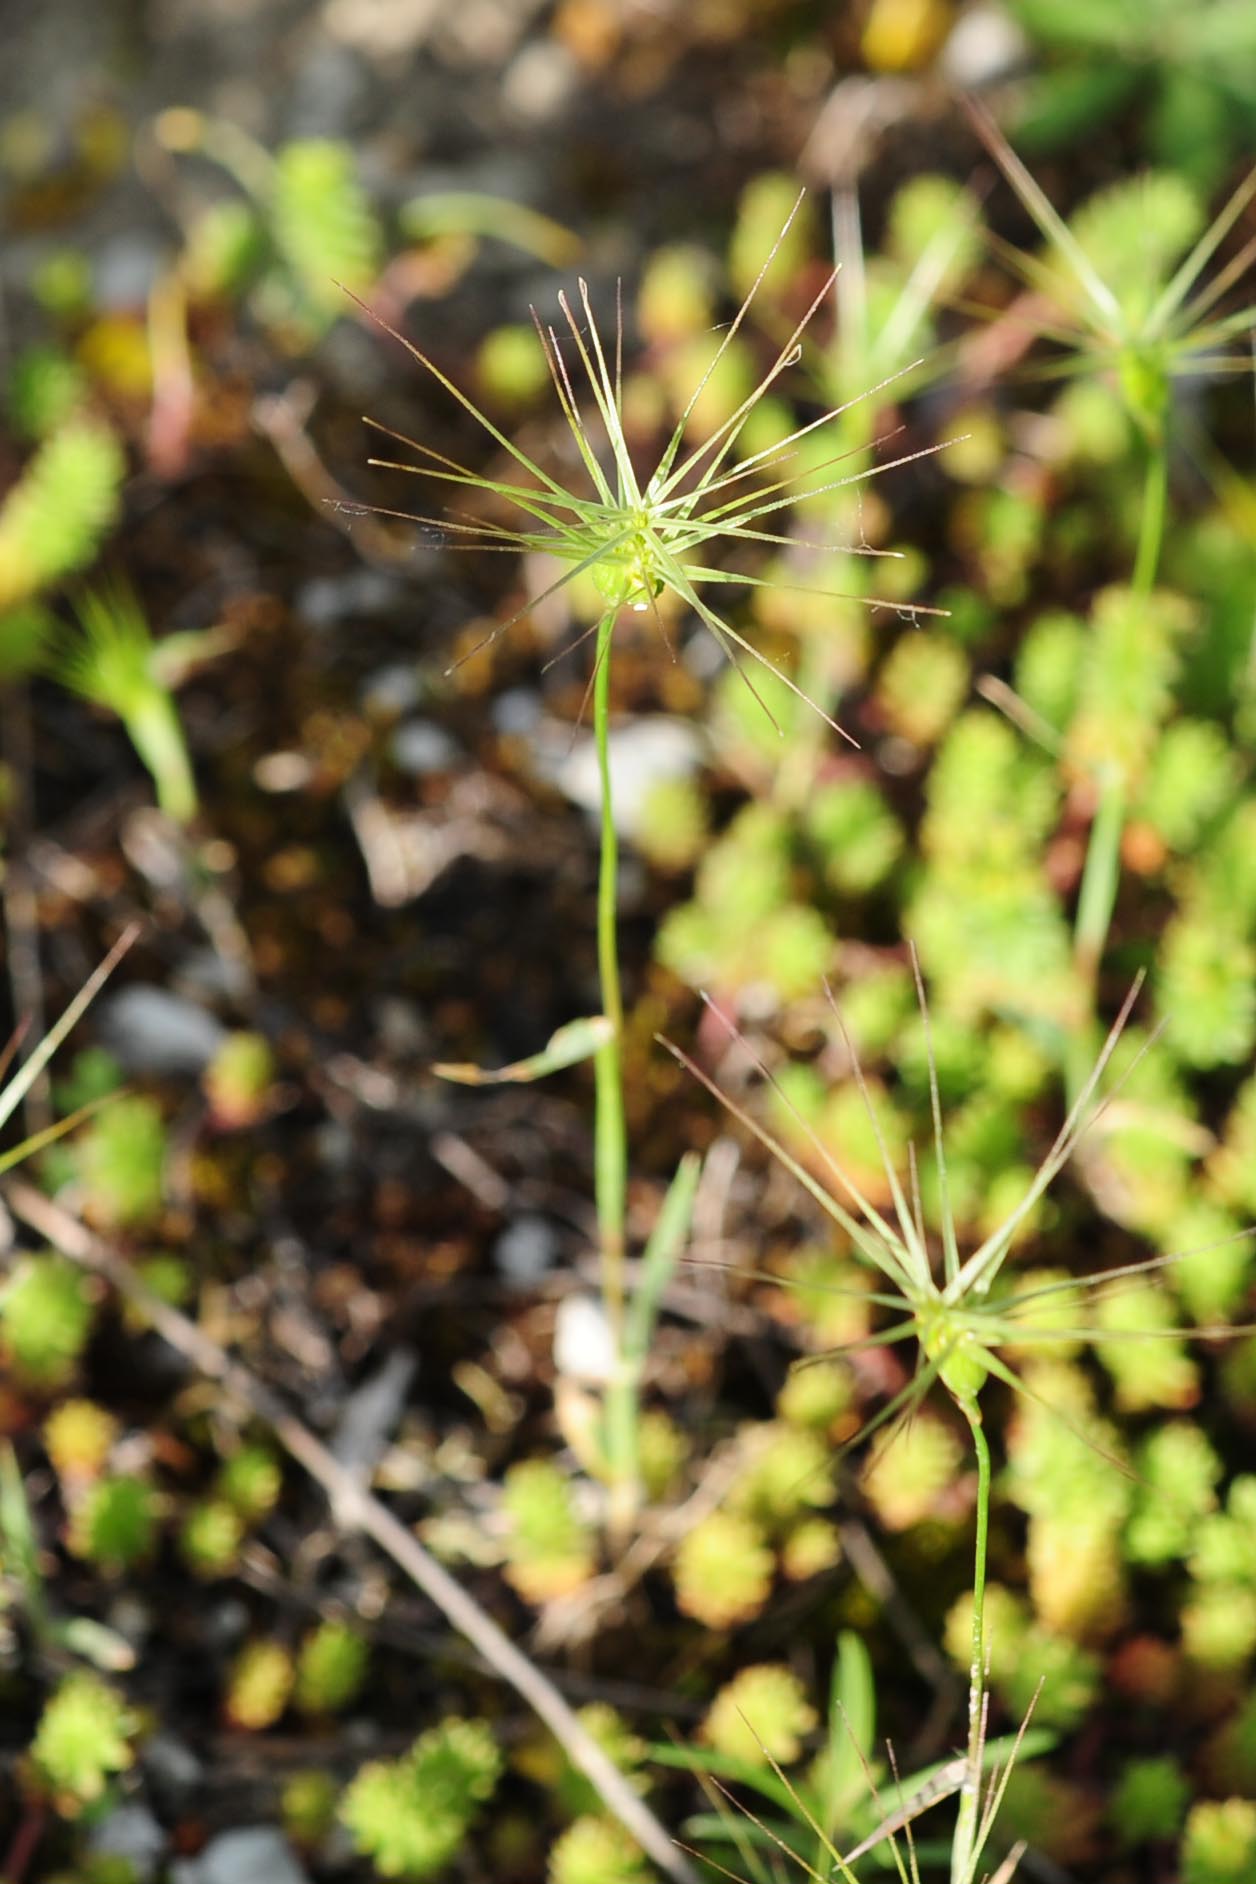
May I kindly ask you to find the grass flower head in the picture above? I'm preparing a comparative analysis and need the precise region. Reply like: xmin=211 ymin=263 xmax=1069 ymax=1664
xmin=355 ymin=200 xmax=947 ymax=736
xmin=665 ymin=965 xmax=1248 ymax=1437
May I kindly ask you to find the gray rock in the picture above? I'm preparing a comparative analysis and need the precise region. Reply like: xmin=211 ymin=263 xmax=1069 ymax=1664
xmin=99 ymin=986 xmax=226 ymax=1076
xmin=389 ymin=718 xmax=461 ymax=775
xmin=95 ymin=236 xmax=164 ymax=309
xmin=942 ymin=4 xmax=1029 ymax=88
xmin=493 ymin=1213 xmax=559 ymax=1285
xmin=360 ymin=663 xmax=423 ymax=720
xmin=88 ymin=1804 xmax=167 ymax=1882
xmin=297 ymin=568 xmax=404 ymax=631
xmin=491 ymin=687 xmax=543 ymax=735
xmin=172 ymin=1827 xmax=311 ymax=1884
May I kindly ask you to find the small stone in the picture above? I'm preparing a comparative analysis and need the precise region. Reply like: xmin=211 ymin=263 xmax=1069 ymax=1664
xmin=553 ymin=1292 xmax=616 ymax=1386
xmin=389 ymin=718 xmax=461 ymax=775
xmin=360 ymin=663 xmax=422 ymax=719
xmin=172 ymin=1826 xmax=311 ymax=1884
xmin=942 ymin=4 xmax=1029 ymax=88
xmin=502 ymin=41 xmax=577 ymax=123
xmin=494 ymin=1214 xmax=559 ymax=1285
xmin=297 ymin=569 xmax=402 ymax=631
xmin=491 ymin=687 xmax=543 ymax=735
xmin=89 ymin=1804 xmax=167 ymax=1882
xmin=99 ymin=986 xmax=226 ymax=1076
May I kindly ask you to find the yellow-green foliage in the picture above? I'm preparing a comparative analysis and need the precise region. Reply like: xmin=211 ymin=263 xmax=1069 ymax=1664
xmin=295 ymin=1620 xmax=368 ymax=1715
xmin=1182 ymin=1798 xmax=1256 ymax=1883
xmin=549 ymin=1816 xmax=651 ymax=1884
xmin=874 ymin=631 xmax=970 ymax=747
xmin=282 ymin=1770 xmax=340 ymax=1845
xmin=0 ymin=417 xmax=124 ymax=611
xmin=777 ymin=1357 xmax=854 ymax=1432
xmin=1111 ymin=1755 xmax=1190 ymax=1846
xmin=43 ymin=1398 xmax=116 ymax=1482
xmin=75 ymin=1094 xmax=168 ymax=1228
xmin=779 ymin=1517 xmax=842 ymax=1581
xmin=701 ymin=1664 xmax=817 ymax=1766
xmin=1181 ymin=1585 xmax=1256 ymax=1673
xmin=909 ymin=709 xmax=1073 ymax=1023
xmin=67 ymin=1473 xmax=159 ymax=1573
xmin=1026 ymin=1510 xmax=1125 ymax=1640
xmin=729 ymin=1421 xmax=834 ymax=1530
xmin=180 ymin=1497 xmax=246 ymax=1577
xmin=340 ymin=1718 xmax=501 ymax=1879
xmin=672 ymin=1511 xmax=773 ymax=1628
xmin=636 ymin=1411 xmax=688 ymax=1501
xmin=204 ymin=1032 xmax=276 ymax=1128
xmin=861 ymin=1413 xmax=963 ymax=1532
xmin=1095 ymin=1280 xmax=1199 ymax=1410
xmin=225 ymin=1639 xmax=295 ymax=1731
xmin=217 ymin=1444 xmax=282 ymax=1523
xmin=1126 ymin=1422 xmax=1222 ymax=1566
xmin=501 ymin=1459 xmax=596 ymax=1603
xmin=30 ymin=1673 xmax=137 ymax=1813
xmin=0 ymin=1253 xmax=96 ymax=1390
xmin=270 ymin=139 xmax=382 ymax=330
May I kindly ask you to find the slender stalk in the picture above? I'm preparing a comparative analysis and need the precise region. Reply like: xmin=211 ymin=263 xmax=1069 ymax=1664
xmin=950 ymin=1401 xmax=992 ymax=1884
xmin=1131 ymin=439 xmax=1169 ymax=599
xmin=592 ymin=607 xmax=628 ymax=1307
xmin=590 ymin=607 xmax=639 ymax=1526
xmin=1066 ymin=438 xmax=1169 ymax=1102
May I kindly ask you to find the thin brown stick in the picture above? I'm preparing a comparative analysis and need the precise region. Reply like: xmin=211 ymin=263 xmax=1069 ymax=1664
xmin=4 ymin=1180 xmax=696 ymax=1884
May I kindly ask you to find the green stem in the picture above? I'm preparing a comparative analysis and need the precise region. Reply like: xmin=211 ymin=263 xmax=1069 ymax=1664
xmin=950 ymin=1401 xmax=991 ymax=1884
xmin=593 ymin=608 xmax=627 ymax=1295
xmin=590 ymin=608 xmax=635 ymax=1523
xmin=1066 ymin=439 xmax=1168 ymax=1102
xmin=1131 ymin=440 xmax=1168 ymax=600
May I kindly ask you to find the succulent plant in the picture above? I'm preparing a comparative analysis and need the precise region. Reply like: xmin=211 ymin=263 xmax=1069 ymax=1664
xmin=225 ymin=1638 xmax=295 ymax=1731
xmin=1182 ymin=1798 xmax=1256 ymax=1883
xmin=29 ymin=1672 xmax=137 ymax=1813
xmin=67 ymin=1473 xmax=159 ymax=1573
xmin=860 ymin=1412 xmax=964 ymax=1532
xmin=282 ymin=1769 xmax=340 ymax=1846
xmin=0 ymin=1252 xmax=96 ymax=1390
xmin=779 ymin=1516 xmax=842 ymax=1581
xmin=1126 ymin=1421 xmax=1223 ymax=1565
xmin=43 ymin=1398 xmax=117 ymax=1483
xmin=179 ymin=1496 xmax=246 ymax=1577
xmin=75 ymin=1093 xmax=168 ymax=1227
xmin=501 ymin=1459 xmax=596 ymax=1604
xmin=0 ymin=417 xmax=124 ymax=612
xmin=729 ymin=1420 xmax=835 ymax=1530
xmin=549 ymin=1815 xmax=651 ymax=1884
xmin=776 ymin=1357 xmax=854 ymax=1433
xmin=671 ymin=1510 xmax=774 ymax=1628
xmin=203 ymin=1032 xmax=277 ymax=1129
xmin=294 ymin=1619 xmax=368 ymax=1716
xmin=216 ymin=1443 xmax=282 ymax=1523
xmin=1111 ymin=1754 xmax=1190 ymax=1846
xmin=1181 ymin=1584 xmax=1256 ymax=1672
xmin=340 ymin=1717 xmax=501 ymax=1879
xmin=701 ymin=1663 xmax=818 ymax=1767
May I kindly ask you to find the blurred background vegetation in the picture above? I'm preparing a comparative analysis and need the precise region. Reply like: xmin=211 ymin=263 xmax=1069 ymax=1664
xmin=2 ymin=2 xmax=1256 ymax=1881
